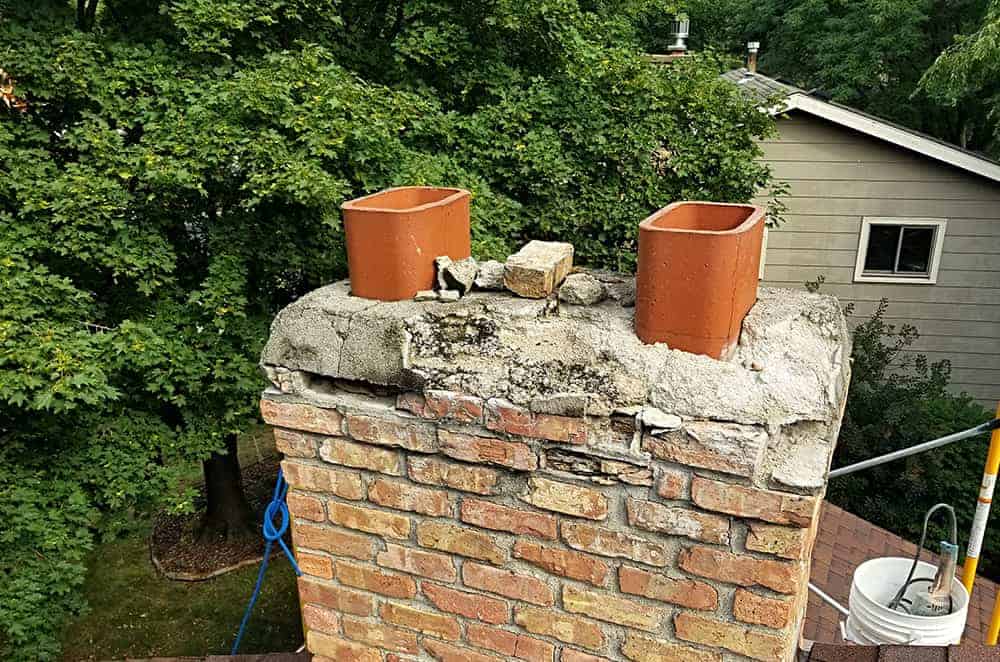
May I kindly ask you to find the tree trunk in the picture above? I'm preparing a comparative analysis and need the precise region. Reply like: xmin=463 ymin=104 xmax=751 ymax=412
xmin=199 ymin=433 xmax=254 ymax=541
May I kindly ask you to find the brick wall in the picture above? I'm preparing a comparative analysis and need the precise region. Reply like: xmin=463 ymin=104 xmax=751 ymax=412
xmin=264 ymin=387 xmax=823 ymax=662
xmin=259 ymin=281 xmax=850 ymax=662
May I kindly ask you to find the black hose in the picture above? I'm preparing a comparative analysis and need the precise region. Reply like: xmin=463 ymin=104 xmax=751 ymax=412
xmin=887 ymin=503 xmax=957 ymax=613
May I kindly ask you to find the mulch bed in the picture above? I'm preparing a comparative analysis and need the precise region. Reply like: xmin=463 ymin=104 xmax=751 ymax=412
xmin=151 ymin=459 xmax=284 ymax=581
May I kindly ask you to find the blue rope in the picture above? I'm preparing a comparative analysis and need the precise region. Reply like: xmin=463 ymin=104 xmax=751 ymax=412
xmin=231 ymin=468 xmax=303 ymax=655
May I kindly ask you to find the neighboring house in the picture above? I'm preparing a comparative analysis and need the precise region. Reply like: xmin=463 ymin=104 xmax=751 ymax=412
xmin=723 ymin=68 xmax=1000 ymax=409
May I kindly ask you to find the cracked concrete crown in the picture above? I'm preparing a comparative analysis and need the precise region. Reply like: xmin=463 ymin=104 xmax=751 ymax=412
xmin=260 ymin=279 xmax=851 ymax=429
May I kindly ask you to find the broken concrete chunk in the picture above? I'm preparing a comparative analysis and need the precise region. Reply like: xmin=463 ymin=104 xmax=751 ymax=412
xmin=434 ymin=256 xmax=452 ymax=290
xmin=638 ymin=405 xmax=682 ymax=431
xmin=414 ymin=290 xmax=438 ymax=301
xmin=504 ymin=240 xmax=574 ymax=298
xmin=474 ymin=260 xmax=505 ymax=290
xmin=616 ymin=280 xmax=636 ymax=307
xmin=439 ymin=256 xmax=478 ymax=295
xmin=559 ymin=273 xmax=606 ymax=306
xmin=437 ymin=289 xmax=460 ymax=302
xmin=530 ymin=392 xmax=590 ymax=417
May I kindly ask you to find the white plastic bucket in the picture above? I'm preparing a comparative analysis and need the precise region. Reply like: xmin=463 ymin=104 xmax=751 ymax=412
xmin=845 ymin=556 xmax=969 ymax=645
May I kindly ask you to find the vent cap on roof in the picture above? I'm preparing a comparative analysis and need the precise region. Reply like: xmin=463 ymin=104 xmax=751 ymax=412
xmin=668 ymin=14 xmax=690 ymax=54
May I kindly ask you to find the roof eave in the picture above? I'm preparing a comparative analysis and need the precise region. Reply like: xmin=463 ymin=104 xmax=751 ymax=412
xmin=778 ymin=92 xmax=1000 ymax=184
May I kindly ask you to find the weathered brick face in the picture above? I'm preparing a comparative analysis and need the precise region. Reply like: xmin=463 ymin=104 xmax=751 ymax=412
xmin=262 ymin=381 xmax=839 ymax=662
xmin=259 ymin=281 xmax=850 ymax=662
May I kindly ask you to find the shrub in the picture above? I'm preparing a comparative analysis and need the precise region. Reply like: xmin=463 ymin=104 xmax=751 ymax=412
xmin=826 ymin=299 xmax=995 ymax=575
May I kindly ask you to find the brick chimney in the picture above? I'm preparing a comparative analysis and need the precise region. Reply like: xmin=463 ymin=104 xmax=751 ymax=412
xmin=747 ymin=41 xmax=761 ymax=73
xmin=260 ymin=272 xmax=851 ymax=661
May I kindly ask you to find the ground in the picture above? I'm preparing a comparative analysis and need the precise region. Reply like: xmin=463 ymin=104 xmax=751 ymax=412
xmin=60 ymin=429 xmax=303 ymax=660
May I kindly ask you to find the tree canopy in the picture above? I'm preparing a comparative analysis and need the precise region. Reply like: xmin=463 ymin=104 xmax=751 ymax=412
xmin=667 ymin=0 xmax=999 ymax=157
xmin=0 ymin=1 xmax=774 ymax=657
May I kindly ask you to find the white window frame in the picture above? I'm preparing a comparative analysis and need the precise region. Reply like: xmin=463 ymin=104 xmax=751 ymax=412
xmin=853 ymin=217 xmax=947 ymax=284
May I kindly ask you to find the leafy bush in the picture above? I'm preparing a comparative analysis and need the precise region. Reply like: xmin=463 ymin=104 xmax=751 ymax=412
xmin=826 ymin=299 xmax=996 ymax=575
xmin=1 ymin=1 xmax=776 ymax=657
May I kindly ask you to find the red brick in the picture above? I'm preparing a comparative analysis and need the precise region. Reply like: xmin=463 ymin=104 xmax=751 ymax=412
xmin=422 ymin=582 xmax=509 ymax=624
xmin=281 ymin=460 xmax=365 ymax=500
xmin=302 ymin=603 xmax=340 ymax=634
xmin=514 ymin=607 xmax=604 ymax=650
xmin=485 ymin=398 xmax=586 ymax=443
xmin=342 ymin=616 xmax=420 ymax=654
xmin=334 ymin=560 xmax=417 ymax=598
xmin=293 ymin=521 xmax=374 ymax=560
xmin=561 ymin=650 xmax=612 ymax=662
xmin=319 ymin=437 xmax=402 ymax=475
xmin=424 ymin=390 xmax=485 ymax=423
xmin=328 ymin=501 xmax=411 ymax=539
xmin=396 ymin=391 xmax=428 ymax=417
xmin=466 ymin=623 xmax=555 ymax=662
xmin=484 ymin=398 xmax=534 ymax=435
xmin=287 ymin=491 xmax=325 ymax=521
xmin=463 ymin=562 xmax=554 ymax=606
xmin=678 ymin=546 xmax=798 ymax=594
xmin=533 ymin=413 xmax=588 ymax=444
xmin=417 ymin=521 xmax=506 ymax=565
xmin=439 ymin=429 xmax=537 ymax=471
xmin=408 ymin=456 xmax=499 ymax=495
xmin=626 ymin=498 xmax=730 ymax=544
xmin=562 ymin=584 xmax=664 ymax=631
xmin=397 ymin=390 xmax=486 ymax=423
xmin=423 ymin=639 xmax=504 ymax=662
xmin=380 ymin=601 xmax=461 ymax=640
xmin=641 ymin=422 xmax=766 ymax=478
xmin=298 ymin=576 xmax=372 ymax=616
xmin=368 ymin=478 xmax=452 ymax=517
xmin=746 ymin=522 xmax=809 ymax=560
xmin=376 ymin=543 xmax=457 ymax=582
xmin=307 ymin=631 xmax=380 ymax=662
xmin=521 ymin=476 xmax=607 ymax=520
xmin=656 ymin=466 xmax=690 ymax=500
xmin=733 ymin=588 xmax=794 ymax=629
xmin=273 ymin=428 xmax=317 ymax=457
xmin=621 ymin=632 xmax=721 ymax=662
xmin=690 ymin=476 xmax=817 ymax=528
xmin=297 ymin=551 xmax=334 ymax=579
xmin=561 ymin=521 xmax=669 ymax=567
xmin=513 ymin=540 xmax=609 ymax=586
xmin=674 ymin=612 xmax=788 ymax=661
xmin=345 ymin=413 xmax=437 ymax=452
xmin=262 ymin=399 xmax=343 ymax=436
xmin=618 ymin=565 xmax=717 ymax=610
xmin=461 ymin=498 xmax=557 ymax=539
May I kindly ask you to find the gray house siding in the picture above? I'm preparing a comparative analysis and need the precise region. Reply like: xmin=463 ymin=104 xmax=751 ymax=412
xmin=754 ymin=111 xmax=1000 ymax=407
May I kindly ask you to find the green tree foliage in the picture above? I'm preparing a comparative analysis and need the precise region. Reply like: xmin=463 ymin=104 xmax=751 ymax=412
xmin=0 ymin=0 xmax=775 ymax=657
xmin=920 ymin=0 xmax=1000 ymax=154
xmin=658 ymin=0 xmax=998 ymax=157
xmin=826 ymin=300 xmax=995 ymax=574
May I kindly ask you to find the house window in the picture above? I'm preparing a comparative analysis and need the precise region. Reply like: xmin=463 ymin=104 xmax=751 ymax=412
xmin=854 ymin=218 xmax=947 ymax=284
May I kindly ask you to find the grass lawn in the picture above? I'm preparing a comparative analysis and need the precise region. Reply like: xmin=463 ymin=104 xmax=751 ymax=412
xmin=61 ymin=534 xmax=302 ymax=660
xmin=60 ymin=428 xmax=303 ymax=660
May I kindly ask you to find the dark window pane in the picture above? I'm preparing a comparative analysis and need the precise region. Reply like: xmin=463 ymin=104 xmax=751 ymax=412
xmin=864 ymin=225 xmax=900 ymax=271
xmin=898 ymin=227 xmax=933 ymax=273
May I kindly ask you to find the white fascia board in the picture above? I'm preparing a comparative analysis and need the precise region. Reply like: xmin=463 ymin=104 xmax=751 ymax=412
xmin=777 ymin=93 xmax=1000 ymax=184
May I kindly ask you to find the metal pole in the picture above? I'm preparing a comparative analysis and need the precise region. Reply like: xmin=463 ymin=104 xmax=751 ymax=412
xmin=966 ymin=403 xmax=1000 ymax=645
xmin=809 ymin=582 xmax=850 ymax=617
xmin=829 ymin=419 xmax=999 ymax=478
